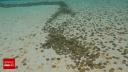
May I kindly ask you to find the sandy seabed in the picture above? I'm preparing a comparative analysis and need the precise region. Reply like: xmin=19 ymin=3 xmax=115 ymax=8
xmin=0 ymin=5 xmax=128 ymax=72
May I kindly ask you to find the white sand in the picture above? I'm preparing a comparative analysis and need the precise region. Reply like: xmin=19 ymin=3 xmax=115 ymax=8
xmin=0 ymin=5 xmax=71 ymax=72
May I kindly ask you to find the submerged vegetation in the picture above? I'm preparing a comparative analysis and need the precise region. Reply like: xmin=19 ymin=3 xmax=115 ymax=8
xmin=41 ymin=5 xmax=128 ymax=72
xmin=41 ymin=27 xmax=107 ymax=71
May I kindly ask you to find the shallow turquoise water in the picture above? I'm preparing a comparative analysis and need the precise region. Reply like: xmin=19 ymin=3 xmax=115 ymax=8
xmin=0 ymin=0 xmax=128 ymax=8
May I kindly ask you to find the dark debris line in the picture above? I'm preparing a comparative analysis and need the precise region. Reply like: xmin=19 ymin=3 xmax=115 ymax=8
xmin=0 ymin=1 xmax=68 ymax=8
xmin=0 ymin=1 xmax=75 ymax=23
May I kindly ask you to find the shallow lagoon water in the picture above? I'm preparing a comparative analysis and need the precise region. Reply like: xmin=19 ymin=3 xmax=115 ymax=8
xmin=0 ymin=0 xmax=128 ymax=72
